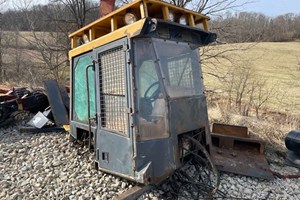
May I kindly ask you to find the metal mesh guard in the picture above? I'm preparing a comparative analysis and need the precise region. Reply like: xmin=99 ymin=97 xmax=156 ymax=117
xmin=168 ymin=57 xmax=193 ymax=88
xmin=99 ymin=47 xmax=128 ymax=135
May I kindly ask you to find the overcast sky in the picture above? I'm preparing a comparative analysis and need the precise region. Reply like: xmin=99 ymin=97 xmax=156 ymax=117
xmin=2 ymin=0 xmax=300 ymax=17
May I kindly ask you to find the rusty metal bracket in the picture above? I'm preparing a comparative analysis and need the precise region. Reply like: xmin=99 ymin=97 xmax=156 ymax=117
xmin=210 ymin=123 xmax=274 ymax=180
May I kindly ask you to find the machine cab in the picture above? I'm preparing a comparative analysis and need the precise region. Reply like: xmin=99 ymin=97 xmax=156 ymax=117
xmin=69 ymin=0 xmax=216 ymax=184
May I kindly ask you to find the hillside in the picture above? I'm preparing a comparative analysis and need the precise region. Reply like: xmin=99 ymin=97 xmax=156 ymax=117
xmin=202 ymin=42 xmax=300 ymax=114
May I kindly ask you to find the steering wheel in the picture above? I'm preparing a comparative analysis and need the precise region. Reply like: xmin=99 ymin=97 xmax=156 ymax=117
xmin=144 ymin=81 xmax=160 ymax=102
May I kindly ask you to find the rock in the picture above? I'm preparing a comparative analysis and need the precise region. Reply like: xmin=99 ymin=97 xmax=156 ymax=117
xmin=1 ymin=129 xmax=300 ymax=200
xmin=11 ymin=192 xmax=20 ymax=200
xmin=52 ymin=161 xmax=61 ymax=167
xmin=121 ymin=182 xmax=127 ymax=189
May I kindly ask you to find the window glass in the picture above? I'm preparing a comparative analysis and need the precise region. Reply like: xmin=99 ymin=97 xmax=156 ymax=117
xmin=153 ymin=39 xmax=203 ymax=98
xmin=134 ymin=39 xmax=168 ymax=141
xmin=73 ymin=55 xmax=96 ymax=122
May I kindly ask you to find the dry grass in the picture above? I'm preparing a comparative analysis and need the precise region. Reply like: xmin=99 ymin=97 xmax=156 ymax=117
xmin=207 ymin=96 xmax=300 ymax=151
xmin=202 ymin=42 xmax=300 ymax=150
xmin=202 ymin=42 xmax=300 ymax=114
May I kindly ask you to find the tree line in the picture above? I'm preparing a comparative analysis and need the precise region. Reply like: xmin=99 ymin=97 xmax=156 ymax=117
xmin=211 ymin=12 xmax=300 ymax=43
xmin=0 ymin=0 xmax=299 ymax=118
xmin=1 ymin=3 xmax=300 ymax=43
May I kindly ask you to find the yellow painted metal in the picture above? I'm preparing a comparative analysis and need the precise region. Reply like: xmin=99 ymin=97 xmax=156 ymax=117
xmin=111 ymin=16 xmax=118 ymax=31
xmin=188 ymin=13 xmax=195 ymax=27
xmin=89 ymin=27 xmax=96 ymax=41
xmin=140 ymin=2 xmax=146 ymax=18
xmin=202 ymin=19 xmax=208 ymax=31
xmin=69 ymin=19 xmax=146 ymax=58
xmin=162 ymin=6 xmax=170 ymax=21
xmin=63 ymin=125 xmax=70 ymax=131
xmin=69 ymin=0 xmax=210 ymax=57
xmin=69 ymin=0 xmax=141 ymax=38
xmin=17 ymin=102 xmax=23 ymax=110
xmin=71 ymin=36 xmax=77 ymax=49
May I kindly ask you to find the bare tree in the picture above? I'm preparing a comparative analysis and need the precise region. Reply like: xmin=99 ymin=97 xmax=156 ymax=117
xmin=251 ymin=79 xmax=277 ymax=117
xmin=0 ymin=0 xmax=7 ymax=6
xmin=8 ymin=0 xmax=68 ymax=85
xmin=223 ymin=62 xmax=254 ymax=114
xmin=195 ymin=0 xmax=254 ymax=16
xmin=50 ymin=0 xmax=99 ymax=29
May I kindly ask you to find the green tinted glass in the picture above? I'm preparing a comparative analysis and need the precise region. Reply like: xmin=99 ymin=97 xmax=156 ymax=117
xmin=74 ymin=56 xmax=96 ymax=122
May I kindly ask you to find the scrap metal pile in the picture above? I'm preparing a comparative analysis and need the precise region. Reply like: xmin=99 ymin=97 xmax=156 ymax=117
xmin=0 ymin=80 xmax=69 ymax=132
xmin=0 ymin=87 xmax=48 ymax=127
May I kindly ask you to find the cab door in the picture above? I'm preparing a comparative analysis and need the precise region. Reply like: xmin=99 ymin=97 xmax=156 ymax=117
xmin=94 ymin=38 xmax=134 ymax=177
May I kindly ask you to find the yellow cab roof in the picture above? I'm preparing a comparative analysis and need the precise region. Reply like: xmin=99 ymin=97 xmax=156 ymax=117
xmin=69 ymin=0 xmax=210 ymax=58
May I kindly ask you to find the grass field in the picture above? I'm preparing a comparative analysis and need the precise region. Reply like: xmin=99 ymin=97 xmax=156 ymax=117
xmin=202 ymin=42 xmax=300 ymax=114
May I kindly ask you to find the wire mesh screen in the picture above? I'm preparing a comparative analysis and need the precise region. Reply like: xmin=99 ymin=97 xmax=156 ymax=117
xmin=99 ymin=47 xmax=128 ymax=136
xmin=167 ymin=57 xmax=193 ymax=88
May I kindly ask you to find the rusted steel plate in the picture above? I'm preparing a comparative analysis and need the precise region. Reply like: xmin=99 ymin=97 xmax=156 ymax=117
xmin=212 ymin=123 xmax=248 ymax=138
xmin=44 ymin=80 xmax=69 ymax=126
xmin=212 ymin=132 xmax=265 ymax=154
xmin=211 ymin=132 xmax=274 ymax=180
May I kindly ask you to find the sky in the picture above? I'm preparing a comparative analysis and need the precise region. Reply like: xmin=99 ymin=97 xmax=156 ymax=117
xmin=233 ymin=0 xmax=300 ymax=16
xmin=2 ymin=0 xmax=300 ymax=17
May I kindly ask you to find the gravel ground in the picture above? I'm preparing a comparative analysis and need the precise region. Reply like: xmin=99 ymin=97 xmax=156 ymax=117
xmin=1 ymin=126 xmax=300 ymax=200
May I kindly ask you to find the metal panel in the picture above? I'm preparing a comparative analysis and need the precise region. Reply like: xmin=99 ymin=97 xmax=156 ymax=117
xmin=44 ymin=80 xmax=69 ymax=126
xmin=27 ymin=111 xmax=49 ymax=128
xmin=135 ymin=138 xmax=176 ymax=184
xmin=97 ymin=129 xmax=132 ymax=176
xmin=59 ymin=85 xmax=70 ymax=111
xmin=211 ymin=131 xmax=274 ymax=180
xmin=212 ymin=123 xmax=248 ymax=138
xmin=94 ymin=38 xmax=133 ymax=178
xmin=169 ymin=95 xmax=209 ymax=135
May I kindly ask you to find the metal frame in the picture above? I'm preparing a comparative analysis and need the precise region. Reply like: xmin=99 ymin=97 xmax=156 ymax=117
xmin=69 ymin=15 xmax=216 ymax=184
xmin=93 ymin=37 xmax=135 ymax=178
xmin=70 ymin=51 xmax=96 ymax=139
